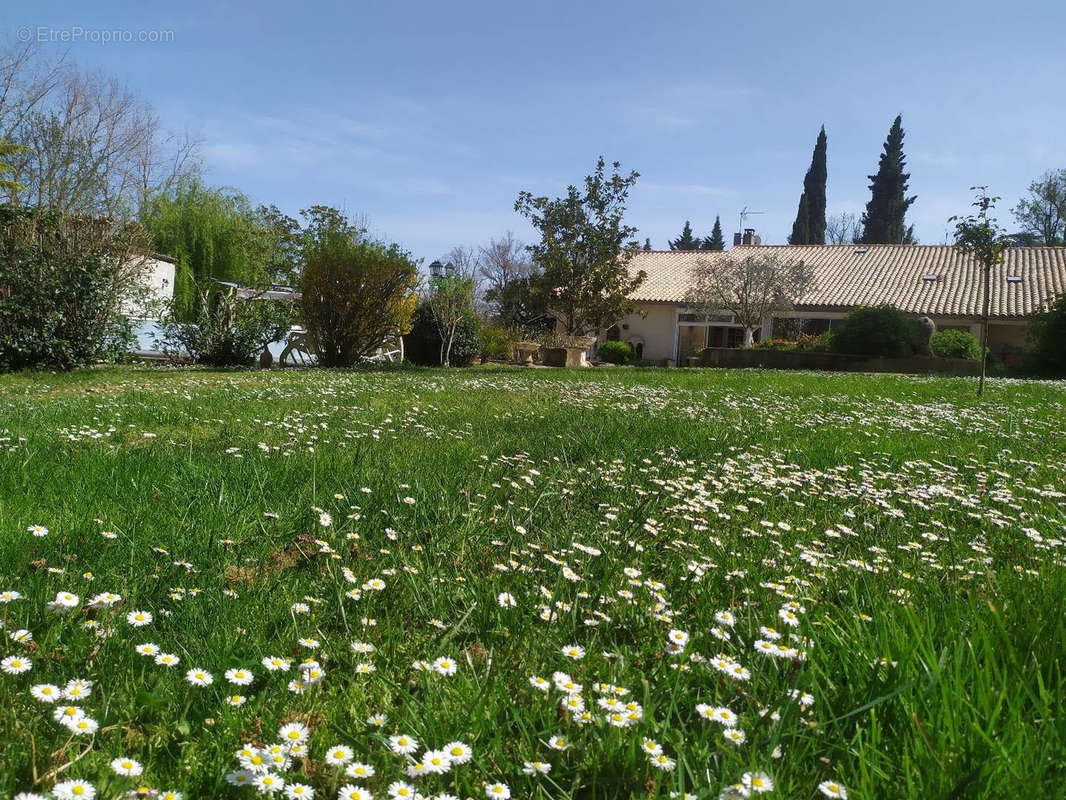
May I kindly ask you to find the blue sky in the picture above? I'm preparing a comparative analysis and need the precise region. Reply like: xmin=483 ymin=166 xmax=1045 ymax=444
xmin=7 ymin=0 xmax=1066 ymax=262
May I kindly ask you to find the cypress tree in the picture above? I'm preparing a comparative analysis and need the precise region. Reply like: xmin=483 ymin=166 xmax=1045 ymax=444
xmin=789 ymin=194 xmax=810 ymax=245
xmin=788 ymin=126 xmax=827 ymax=245
xmin=702 ymin=216 xmax=725 ymax=250
xmin=808 ymin=127 xmax=827 ymax=243
xmin=860 ymin=115 xmax=917 ymax=244
xmin=669 ymin=220 xmax=700 ymax=250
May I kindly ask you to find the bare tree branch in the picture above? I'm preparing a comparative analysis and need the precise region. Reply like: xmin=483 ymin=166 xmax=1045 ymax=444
xmin=825 ymin=211 xmax=861 ymax=245
xmin=0 ymin=41 xmax=200 ymax=216
xmin=0 ymin=39 xmax=67 ymax=141
xmin=478 ymin=232 xmax=531 ymax=302
xmin=1012 ymin=169 xmax=1066 ymax=245
xmin=686 ymin=253 xmax=815 ymax=346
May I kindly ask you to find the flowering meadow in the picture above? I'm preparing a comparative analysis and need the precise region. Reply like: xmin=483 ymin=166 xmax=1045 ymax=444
xmin=1 ymin=366 xmax=1064 ymax=799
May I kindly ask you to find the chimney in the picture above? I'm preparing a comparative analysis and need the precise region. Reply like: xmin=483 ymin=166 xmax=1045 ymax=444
xmin=733 ymin=231 xmax=743 ymax=246
xmin=738 ymin=228 xmax=761 ymax=246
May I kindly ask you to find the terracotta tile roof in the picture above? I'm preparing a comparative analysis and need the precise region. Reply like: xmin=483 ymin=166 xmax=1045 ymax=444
xmin=628 ymin=244 xmax=1066 ymax=319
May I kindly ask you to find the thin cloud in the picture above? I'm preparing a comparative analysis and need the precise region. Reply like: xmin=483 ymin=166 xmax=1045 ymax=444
xmin=630 ymin=80 xmax=756 ymax=131
xmin=640 ymin=181 xmax=739 ymax=197
xmin=201 ymin=142 xmax=263 ymax=169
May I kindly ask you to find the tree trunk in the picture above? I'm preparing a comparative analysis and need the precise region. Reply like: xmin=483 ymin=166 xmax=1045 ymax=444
xmin=443 ymin=324 xmax=455 ymax=367
xmin=743 ymin=327 xmax=755 ymax=347
xmin=978 ymin=261 xmax=991 ymax=396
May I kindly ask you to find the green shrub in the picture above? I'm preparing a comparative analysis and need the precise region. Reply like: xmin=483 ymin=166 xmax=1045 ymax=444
xmin=929 ymin=329 xmax=981 ymax=360
xmin=598 ymin=340 xmax=634 ymax=364
xmin=830 ymin=305 xmax=923 ymax=358
xmin=155 ymin=285 xmax=293 ymax=366
xmin=753 ymin=332 xmax=832 ymax=353
xmin=800 ymin=331 xmax=834 ymax=353
xmin=753 ymin=338 xmax=798 ymax=352
xmin=405 ymin=303 xmax=480 ymax=366
xmin=0 ymin=207 xmax=149 ymax=371
xmin=1027 ymin=293 xmax=1066 ymax=376
xmin=479 ymin=325 xmax=515 ymax=361
xmin=300 ymin=235 xmax=419 ymax=368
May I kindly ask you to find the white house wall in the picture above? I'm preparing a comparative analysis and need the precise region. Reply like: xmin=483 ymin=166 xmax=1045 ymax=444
xmin=120 ymin=256 xmax=175 ymax=319
xmin=621 ymin=303 xmax=1033 ymax=364
xmin=615 ymin=304 xmax=677 ymax=362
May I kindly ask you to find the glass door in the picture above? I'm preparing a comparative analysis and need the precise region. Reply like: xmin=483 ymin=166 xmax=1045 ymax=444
xmin=677 ymin=325 xmax=708 ymax=360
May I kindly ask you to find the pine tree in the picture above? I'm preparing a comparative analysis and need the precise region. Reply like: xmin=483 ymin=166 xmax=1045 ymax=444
xmin=788 ymin=126 xmax=827 ymax=245
xmin=643 ymin=237 xmax=652 ymax=251
xmin=669 ymin=220 xmax=700 ymax=250
xmin=860 ymin=115 xmax=917 ymax=244
xmin=701 ymin=216 xmax=725 ymax=250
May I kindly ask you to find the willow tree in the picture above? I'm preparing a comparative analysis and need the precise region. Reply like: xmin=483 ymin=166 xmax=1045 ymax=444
xmin=141 ymin=177 xmax=266 ymax=317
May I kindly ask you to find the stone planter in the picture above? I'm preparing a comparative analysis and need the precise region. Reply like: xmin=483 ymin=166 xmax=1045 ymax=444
xmin=514 ymin=341 xmax=540 ymax=365
xmin=542 ymin=346 xmax=588 ymax=368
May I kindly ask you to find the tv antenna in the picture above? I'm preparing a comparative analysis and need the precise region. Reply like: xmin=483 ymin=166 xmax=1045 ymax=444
xmin=738 ymin=206 xmax=764 ymax=233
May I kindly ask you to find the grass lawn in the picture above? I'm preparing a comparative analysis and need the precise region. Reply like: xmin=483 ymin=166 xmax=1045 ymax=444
xmin=1 ymin=365 xmax=1064 ymax=800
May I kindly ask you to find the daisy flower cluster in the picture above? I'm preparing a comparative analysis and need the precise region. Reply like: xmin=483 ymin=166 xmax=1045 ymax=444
xmin=2 ymin=370 xmax=1064 ymax=798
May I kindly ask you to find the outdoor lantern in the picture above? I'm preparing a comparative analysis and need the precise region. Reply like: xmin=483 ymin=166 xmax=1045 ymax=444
xmin=429 ymin=260 xmax=443 ymax=277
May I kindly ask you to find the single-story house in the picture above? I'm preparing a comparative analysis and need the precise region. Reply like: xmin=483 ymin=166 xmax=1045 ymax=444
xmin=608 ymin=242 xmax=1066 ymax=364
xmin=120 ymin=252 xmax=177 ymax=317
xmin=121 ymin=253 xmax=176 ymax=356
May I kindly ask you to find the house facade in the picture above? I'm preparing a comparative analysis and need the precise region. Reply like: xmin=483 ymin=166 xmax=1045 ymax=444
xmin=119 ymin=253 xmax=176 ymax=318
xmin=121 ymin=253 xmax=176 ymax=357
xmin=607 ymin=243 xmax=1066 ymax=364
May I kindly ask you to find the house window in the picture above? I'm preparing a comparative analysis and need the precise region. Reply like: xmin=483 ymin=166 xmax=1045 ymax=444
xmin=803 ymin=318 xmax=833 ymax=334
xmin=706 ymin=326 xmax=751 ymax=348
xmin=677 ymin=325 xmax=708 ymax=359
xmin=678 ymin=312 xmax=735 ymax=324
